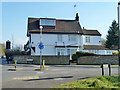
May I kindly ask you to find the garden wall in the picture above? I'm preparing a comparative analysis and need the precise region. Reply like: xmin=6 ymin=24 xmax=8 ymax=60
xmin=77 ymin=55 xmax=118 ymax=65
xmin=14 ymin=55 xmax=70 ymax=65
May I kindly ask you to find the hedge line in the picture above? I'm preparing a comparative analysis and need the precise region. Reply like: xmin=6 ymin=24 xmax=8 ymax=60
xmin=72 ymin=51 xmax=98 ymax=61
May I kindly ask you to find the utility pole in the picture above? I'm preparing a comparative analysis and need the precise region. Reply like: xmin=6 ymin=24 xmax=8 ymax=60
xmin=118 ymin=2 xmax=120 ymax=66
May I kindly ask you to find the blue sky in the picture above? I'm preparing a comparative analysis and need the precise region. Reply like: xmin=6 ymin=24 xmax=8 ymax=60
xmin=1 ymin=2 xmax=118 ymax=47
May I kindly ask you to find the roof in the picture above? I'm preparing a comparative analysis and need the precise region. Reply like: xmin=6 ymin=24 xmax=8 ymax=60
xmin=83 ymin=45 xmax=106 ymax=50
xmin=27 ymin=17 xmax=83 ymax=36
xmin=27 ymin=17 xmax=101 ymax=36
xmin=82 ymin=29 xmax=101 ymax=36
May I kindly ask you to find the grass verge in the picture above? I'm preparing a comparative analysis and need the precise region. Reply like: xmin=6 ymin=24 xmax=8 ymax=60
xmin=54 ymin=76 xmax=120 ymax=89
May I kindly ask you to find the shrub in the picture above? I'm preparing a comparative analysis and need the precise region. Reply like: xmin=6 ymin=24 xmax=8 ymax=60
xmin=72 ymin=51 xmax=98 ymax=60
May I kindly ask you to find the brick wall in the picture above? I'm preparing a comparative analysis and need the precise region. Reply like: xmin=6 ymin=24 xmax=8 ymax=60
xmin=77 ymin=55 xmax=118 ymax=65
xmin=14 ymin=55 xmax=69 ymax=65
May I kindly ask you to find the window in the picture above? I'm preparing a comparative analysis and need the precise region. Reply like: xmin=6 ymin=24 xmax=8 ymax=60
xmin=57 ymin=49 xmax=60 ymax=56
xmin=61 ymin=49 xmax=65 ymax=55
xmin=68 ymin=35 xmax=76 ymax=41
xmin=67 ymin=49 xmax=70 ymax=55
xmin=57 ymin=35 xmax=62 ymax=42
xmin=57 ymin=49 xmax=65 ymax=55
xmin=40 ymin=19 xmax=56 ymax=26
xmin=67 ymin=49 xmax=77 ymax=55
xmin=85 ymin=36 xmax=90 ymax=43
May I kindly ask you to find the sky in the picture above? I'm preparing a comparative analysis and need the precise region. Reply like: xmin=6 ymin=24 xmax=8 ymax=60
xmin=1 ymin=1 xmax=119 ymax=48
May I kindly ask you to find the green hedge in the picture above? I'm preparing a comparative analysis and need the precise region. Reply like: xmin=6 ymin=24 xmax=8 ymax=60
xmin=72 ymin=51 xmax=98 ymax=61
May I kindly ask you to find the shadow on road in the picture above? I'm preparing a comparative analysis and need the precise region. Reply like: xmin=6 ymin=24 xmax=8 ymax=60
xmin=77 ymin=77 xmax=91 ymax=80
xmin=23 ymin=76 xmax=73 ymax=81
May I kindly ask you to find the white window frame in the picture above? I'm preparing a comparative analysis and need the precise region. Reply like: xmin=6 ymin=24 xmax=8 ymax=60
xmin=67 ymin=49 xmax=77 ymax=55
xmin=40 ymin=19 xmax=56 ymax=26
xmin=85 ymin=36 xmax=90 ymax=43
xmin=68 ymin=35 xmax=76 ymax=42
xmin=57 ymin=35 xmax=62 ymax=42
xmin=56 ymin=48 xmax=65 ymax=55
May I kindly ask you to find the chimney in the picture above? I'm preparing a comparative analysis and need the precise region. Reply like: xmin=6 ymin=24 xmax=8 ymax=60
xmin=75 ymin=13 xmax=79 ymax=21
xmin=83 ymin=27 xmax=84 ymax=29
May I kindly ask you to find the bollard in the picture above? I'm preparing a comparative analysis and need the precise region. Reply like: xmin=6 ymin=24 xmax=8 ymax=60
xmin=43 ymin=60 xmax=45 ymax=68
xmin=101 ymin=64 xmax=104 ymax=76
xmin=14 ymin=60 xmax=17 ymax=69
xmin=108 ymin=64 xmax=111 ymax=76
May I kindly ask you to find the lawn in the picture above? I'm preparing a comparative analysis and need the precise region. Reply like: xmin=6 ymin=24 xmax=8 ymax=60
xmin=54 ymin=76 xmax=120 ymax=89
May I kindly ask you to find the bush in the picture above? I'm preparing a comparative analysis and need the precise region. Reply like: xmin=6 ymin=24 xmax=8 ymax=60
xmin=72 ymin=51 xmax=98 ymax=61
xmin=5 ymin=49 xmax=26 ymax=61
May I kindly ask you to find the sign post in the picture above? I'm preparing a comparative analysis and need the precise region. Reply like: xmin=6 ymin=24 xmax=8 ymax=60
xmin=39 ymin=43 xmax=44 ymax=69
xmin=39 ymin=26 xmax=43 ymax=69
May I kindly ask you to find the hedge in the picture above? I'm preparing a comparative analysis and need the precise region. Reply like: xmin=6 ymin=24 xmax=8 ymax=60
xmin=72 ymin=51 xmax=98 ymax=61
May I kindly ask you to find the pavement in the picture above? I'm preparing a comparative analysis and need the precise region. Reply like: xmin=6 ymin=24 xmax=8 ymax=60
xmin=1 ymin=64 xmax=119 ymax=88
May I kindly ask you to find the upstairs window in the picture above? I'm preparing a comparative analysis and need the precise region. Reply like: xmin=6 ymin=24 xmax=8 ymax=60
xmin=85 ymin=36 xmax=90 ymax=43
xmin=40 ymin=19 xmax=56 ymax=26
xmin=57 ymin=35 xmax=62 ymax=42
xmin=68 ymin=35 xmax=76 ymax=41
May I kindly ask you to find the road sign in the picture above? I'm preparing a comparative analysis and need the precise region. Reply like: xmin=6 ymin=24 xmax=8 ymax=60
xmin=39 ymin=44 xmax=44 ymax=49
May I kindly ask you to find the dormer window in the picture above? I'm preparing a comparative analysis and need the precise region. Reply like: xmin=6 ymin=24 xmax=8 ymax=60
xmin=40 ymin=19 xmax=56 ymax=26
xmin=40 ymin=19 xmax=56 ymax=30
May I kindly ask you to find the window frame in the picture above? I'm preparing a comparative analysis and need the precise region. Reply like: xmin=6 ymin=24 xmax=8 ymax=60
xmin=85 ymin=36 xmax=90 ymax=43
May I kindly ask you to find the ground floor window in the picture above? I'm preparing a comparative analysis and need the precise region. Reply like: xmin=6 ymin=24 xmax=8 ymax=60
xmin=56 ymin=49 xmax=65 ymax=55
xmin=56 ymin=48 xmax=77 ymax=56
xmin=89 ymin=50 xmax=99 ymax=54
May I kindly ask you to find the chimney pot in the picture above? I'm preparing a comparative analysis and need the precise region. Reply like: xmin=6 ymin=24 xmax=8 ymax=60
xmin=75 ymin=13 xmax=79 ymax=21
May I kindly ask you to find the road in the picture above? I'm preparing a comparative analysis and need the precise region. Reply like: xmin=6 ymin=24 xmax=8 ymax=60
xmin=1 ymin=64 xmax=118 ymax=88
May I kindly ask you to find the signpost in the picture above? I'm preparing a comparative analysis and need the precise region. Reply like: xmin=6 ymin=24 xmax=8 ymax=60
xmin=39 ymin=26 xmax=43 ymax=69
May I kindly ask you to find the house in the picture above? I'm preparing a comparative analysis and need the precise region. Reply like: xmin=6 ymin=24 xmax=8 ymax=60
xmin=25 ymin=13 xmax=117 ymax=60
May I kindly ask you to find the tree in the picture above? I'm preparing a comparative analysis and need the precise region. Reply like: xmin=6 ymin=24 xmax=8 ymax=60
xmin=5 ymin=45 xmax=26 ymax=62
xmin=101 ymin=38 xmax=106 ymax=47
xmin=105 ymin=20 xmax=118 ymax=49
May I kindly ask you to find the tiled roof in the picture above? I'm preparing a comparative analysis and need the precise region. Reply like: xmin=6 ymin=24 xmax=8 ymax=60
xmin=83 ymin=45 xmax=106 ymax=50
xmin=27 ymin=17 xmax=101 ymax=36
xmin=82 ymin=29 xmax=101 ymax=36
xmin=27 ymin=17 xmax=83 ymax=36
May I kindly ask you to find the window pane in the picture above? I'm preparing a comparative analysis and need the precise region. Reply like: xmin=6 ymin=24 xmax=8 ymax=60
xmin=40 ymin=19 xmax=55 ymax=26
xmin=67 ymin=49 xmax=70 ymax=55
xmin=61 ymin=49 xmax=64 ymax=55
xmin=58 ymin=35 xmax=62 ymax=42
xmin=85 ymin=36 xmax=90 ymax=43
xmin=68 ymin=35 xmax=76 ymax=41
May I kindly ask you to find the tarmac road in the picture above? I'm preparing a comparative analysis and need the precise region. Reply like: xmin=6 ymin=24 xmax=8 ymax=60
xmin=1 ymin=64 xmax=118 ymax=88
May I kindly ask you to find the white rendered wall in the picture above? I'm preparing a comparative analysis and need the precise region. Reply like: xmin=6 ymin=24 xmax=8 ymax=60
xmin=30 ymin=34 xmax=83 ymax=55
xmin=83 ymin=35 xmax=101 ymax=45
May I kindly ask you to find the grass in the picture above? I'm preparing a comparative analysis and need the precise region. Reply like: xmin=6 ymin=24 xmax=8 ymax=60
xmin=54 ymin=76 xmax=120 ymax=89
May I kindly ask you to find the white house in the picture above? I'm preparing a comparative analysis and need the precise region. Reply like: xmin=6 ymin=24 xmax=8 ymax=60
xmin=24 ymin=13 xmax=117 ymax=60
